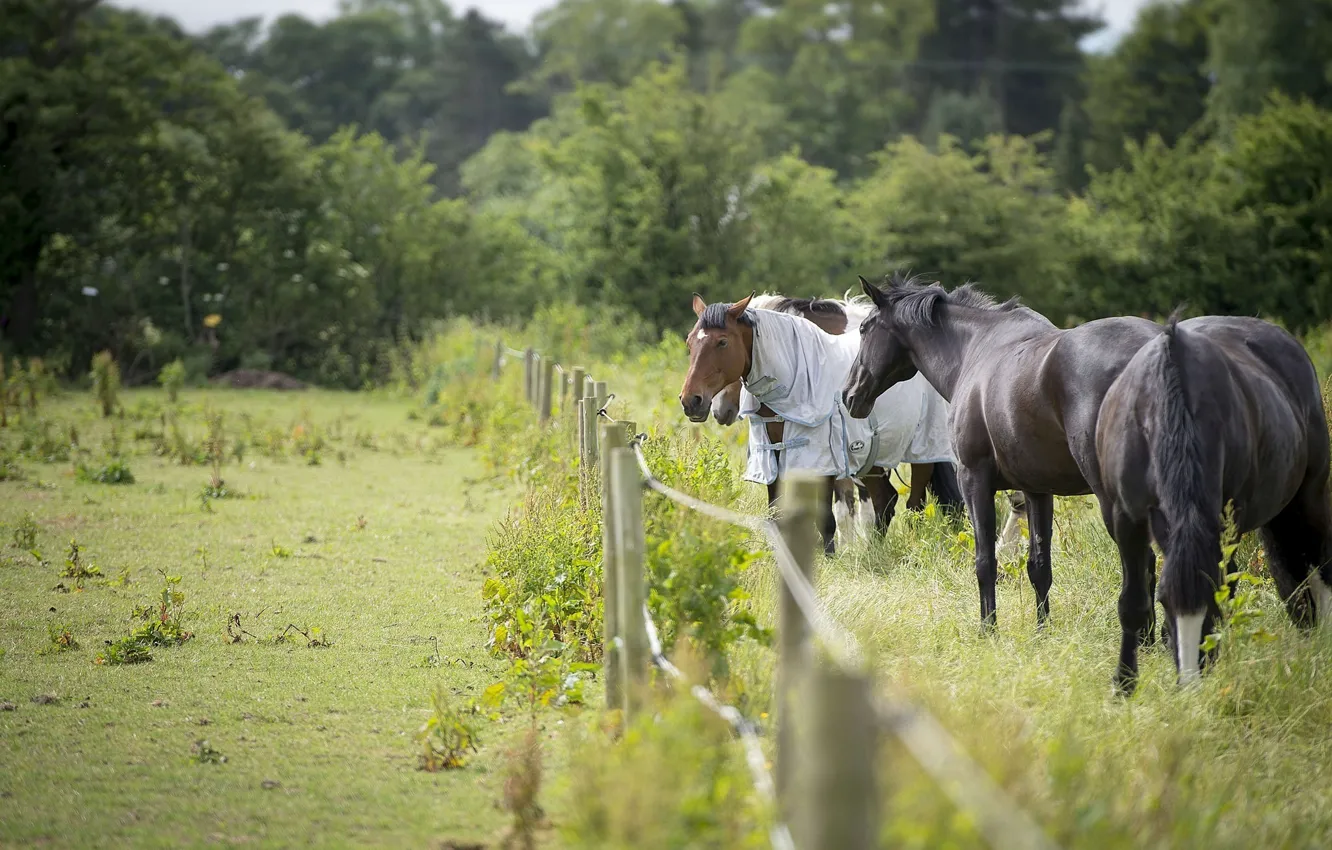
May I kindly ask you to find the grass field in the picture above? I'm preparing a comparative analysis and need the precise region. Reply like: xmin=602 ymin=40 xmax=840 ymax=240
xmin=0 ymin=389 xmax=571 ymax=849
xmin=7 ymin=352 xmax=1332 ymax=849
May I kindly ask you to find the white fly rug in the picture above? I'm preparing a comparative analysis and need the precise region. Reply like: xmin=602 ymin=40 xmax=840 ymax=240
xmin=739 ymin=308 xmax=953 ymax=486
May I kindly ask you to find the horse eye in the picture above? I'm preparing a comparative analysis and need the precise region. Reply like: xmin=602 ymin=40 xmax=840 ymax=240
xmin=717 ymin=338 xmax=728 ymax=348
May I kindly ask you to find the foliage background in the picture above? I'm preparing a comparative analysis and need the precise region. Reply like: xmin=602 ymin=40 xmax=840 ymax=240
xmin=6 ymin=0 xmax=1332 ymax=386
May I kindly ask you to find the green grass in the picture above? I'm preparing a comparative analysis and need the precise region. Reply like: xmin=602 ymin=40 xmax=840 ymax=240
xmin=10 ymin=351 xmax=1332 ymax=849
xmin=723 ymin=493 xmax=1332 ymax=849
xmin=0 ymin=389 xmax=571 ymax=848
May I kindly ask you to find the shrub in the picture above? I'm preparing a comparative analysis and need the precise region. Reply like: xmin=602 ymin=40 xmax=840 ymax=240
xmin=559 ymin=678 xmax=771 ymax=849
xmin=158 ymin=359 xmax=186 ymax=403
xmin=76 ymin=458 xmax=135 ymax=485
xmin=90 ymin=351 xmax=121 ymax=418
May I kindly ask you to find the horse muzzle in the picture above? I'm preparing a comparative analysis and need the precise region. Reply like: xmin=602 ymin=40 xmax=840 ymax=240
xmin=842 ymin=389 xmax=873 ymax=420
xmin=680 ymin=394 xmax=711 ymax=422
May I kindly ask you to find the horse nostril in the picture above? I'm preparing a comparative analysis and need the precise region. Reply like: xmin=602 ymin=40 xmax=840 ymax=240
xmin=689 ymin=395 xmax=703 ymax=409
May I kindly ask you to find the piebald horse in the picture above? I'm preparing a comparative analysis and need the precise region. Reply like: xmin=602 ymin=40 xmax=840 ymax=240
xmin=708 ymin=293 xmax=945 ymax=545
xmin=681 ymin=293 xmax=963 ymax=554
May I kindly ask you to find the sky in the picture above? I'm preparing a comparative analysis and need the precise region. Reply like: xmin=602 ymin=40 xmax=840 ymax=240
xmin=115 ymin=0 xmax=1149 ymax=48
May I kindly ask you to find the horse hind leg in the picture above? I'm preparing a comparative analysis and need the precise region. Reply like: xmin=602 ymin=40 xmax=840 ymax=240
xmin=1260 ymin=485 xmax=1332 ymax=630
xmin=905 ymin=463 xmax=932 ymax=511
xmin=928 ymin=462 xmax=966 ymax=517
xmin=1104 ymin=506 xmax=1158 ymax=694
xmin=1024 ymin=492 xmax=1055 ymax=629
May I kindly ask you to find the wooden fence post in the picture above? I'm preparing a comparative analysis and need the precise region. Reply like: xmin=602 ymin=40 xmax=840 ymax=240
xmin=539 ymin=358 xmax=554 ymax=424
xmin=492 ymin=339 xmax=503 ymax=380
xmin=523 ymin=347 xmax=535 ymax=404
xmin=776 ymin=472 xmax=822 ymax=804
xmin=593 ymin=379 xmax=608 ymax=412
xmin=583 ymin=383 xmax=600 ymax=464
xmin=571 ymin=368 xmax=586 ymax=407
xmin=610 ymin=446 xmax=648 ymax=720
xmin=560 ymin=370 xmax=569 ymax=414
xmin=793 ymin=660 xmax=878 ymax=850
xmin=577 ymin=398 xmax=587 ymax=466
xmin=599 ymin=421 xmax=628 ymax=711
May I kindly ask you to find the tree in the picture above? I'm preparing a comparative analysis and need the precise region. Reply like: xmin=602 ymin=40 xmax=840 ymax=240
xmin=526 ymin=0 xmax=688 ymax=93
xmin=844 ymin=134 xmax=1073 ymax=317
xmin=735 ymin=0 xmax=933 ymax=176
xmin=197 ymin=0 xmax=542 ymax=194
xmin=1079 ymin=0 xmax=1211 ymax=176
xmin=911 ymin=0 xmax=1102 ymax=139
xmin=1207 ymin=0 xmax=1332 ymax=125
xmin=1225 ymin=97 xmax=1332 ymax=329
xmin=0 ymin=3 xmax=241 ymax=355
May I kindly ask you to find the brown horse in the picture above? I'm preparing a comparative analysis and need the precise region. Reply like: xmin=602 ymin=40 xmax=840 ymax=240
xmin=681 ymin=294 xmax=963 ymax=554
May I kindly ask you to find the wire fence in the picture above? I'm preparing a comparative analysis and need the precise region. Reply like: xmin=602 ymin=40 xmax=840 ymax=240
xmin=494 ymin=337 xmax=1058 ymax=850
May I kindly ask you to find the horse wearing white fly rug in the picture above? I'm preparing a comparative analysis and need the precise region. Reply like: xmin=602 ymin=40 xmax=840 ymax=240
xmin=738 ymin=308 xmax=954 ymax=488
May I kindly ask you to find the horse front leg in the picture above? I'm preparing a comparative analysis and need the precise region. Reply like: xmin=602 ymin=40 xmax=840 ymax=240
xmin=906 ymin=462 xmax=932 ymax=511
xmin=819 ymin=477 xmax=837 ymax=556
xmin=863 ymin=470 xmax=899 ymax=537
xmin=959 ymin=465 xmax=999 ymax=629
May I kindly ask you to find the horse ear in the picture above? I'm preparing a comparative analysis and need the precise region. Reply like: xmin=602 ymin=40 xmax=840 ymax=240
xmin=692 ymin=293 xmax=707 ymax=317
xmin=859 ymin=275 xmax=888 ymax=308
xmin=727 ymin=291 xmax=755 ymax=319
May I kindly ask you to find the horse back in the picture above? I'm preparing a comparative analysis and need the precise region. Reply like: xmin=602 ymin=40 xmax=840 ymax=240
xmin=1102 ymin=316 xmax=1325 ymax=531
xmin=954 ymin=316 xmax=1159 ymax=494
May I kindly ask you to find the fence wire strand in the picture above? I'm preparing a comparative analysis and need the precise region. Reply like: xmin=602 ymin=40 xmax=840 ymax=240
xmin=629 ymin=441 xmax=1057 ymax=850
xmin=643 ymin=604 xmax=797 ymax=850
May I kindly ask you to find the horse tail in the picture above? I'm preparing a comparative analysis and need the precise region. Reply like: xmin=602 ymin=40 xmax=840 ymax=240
xmin=928 ymin=462 xmax=965 ymax=515
xmin=1148 ymin=317 xmax=1223 ymax=635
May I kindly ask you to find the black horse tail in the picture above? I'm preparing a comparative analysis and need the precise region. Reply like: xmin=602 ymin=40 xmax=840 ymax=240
xmin=1149 ymin=316 xmax=1222 ymax=620
xmin=928 ymin=462 xmax=966 ymax=515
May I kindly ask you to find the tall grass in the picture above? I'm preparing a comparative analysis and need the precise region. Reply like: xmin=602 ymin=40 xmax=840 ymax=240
xmin=417 ymin=309 xmax=1332 ymax=849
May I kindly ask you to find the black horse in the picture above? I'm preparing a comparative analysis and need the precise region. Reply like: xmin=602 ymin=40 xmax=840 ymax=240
xmin=1097 ymin=314 xmax=1332 ymax=691
xmin=842 ymin=273 xmax=1163 ymax=632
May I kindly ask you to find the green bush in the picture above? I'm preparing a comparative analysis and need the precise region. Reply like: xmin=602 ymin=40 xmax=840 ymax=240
xmin=638 ymin=430 xmax=769 ymax=678
xmin=75 ymin=458 xmax=135 ymax=485
xmin=158 ymin=359 xmax=186 ymax=403
xmin=90 ymin=351 xmax=120 ymax=418
xmin=560 ymin=678 xmax=771 ymax=849
xmin=845 ymin=134 xmax=1073 ymax=319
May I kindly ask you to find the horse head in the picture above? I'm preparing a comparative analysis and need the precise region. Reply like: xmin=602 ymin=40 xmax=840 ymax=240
xmin=842 ymin=274 xmax=921 ymax=418
xmin=680 ymin=292 xmax=754 ymax=422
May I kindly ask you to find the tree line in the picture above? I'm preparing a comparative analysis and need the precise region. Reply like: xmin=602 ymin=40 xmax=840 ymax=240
xmin=2 ymin=0 xmax=1330 ymax=386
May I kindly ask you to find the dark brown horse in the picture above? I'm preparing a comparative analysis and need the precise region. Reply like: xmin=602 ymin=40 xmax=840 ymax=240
xmin=681 ymin=294 xmax=963 ymax=555
xmin=1098 ymin=314 xmax=1332 ymax=691
xmin=842 ymin=273 xmax=1163 ymax=632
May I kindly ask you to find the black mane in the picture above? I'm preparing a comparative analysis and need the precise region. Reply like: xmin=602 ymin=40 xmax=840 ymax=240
xmin=879 ymin=272 xmax=1020 ymax=327
xmin=699 ymin=301 xmax=757 ymax=330
xmin=769 ymin=296 xmax=846 ymax=318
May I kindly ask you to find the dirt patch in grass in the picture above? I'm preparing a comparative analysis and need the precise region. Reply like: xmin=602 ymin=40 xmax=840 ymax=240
xmin=210 ymin=370 xmax=308 ymax=390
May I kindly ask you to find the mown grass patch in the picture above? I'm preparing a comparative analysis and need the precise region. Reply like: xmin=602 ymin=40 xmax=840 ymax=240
xmin=0 ymin=388 xmax=569 ymax=848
